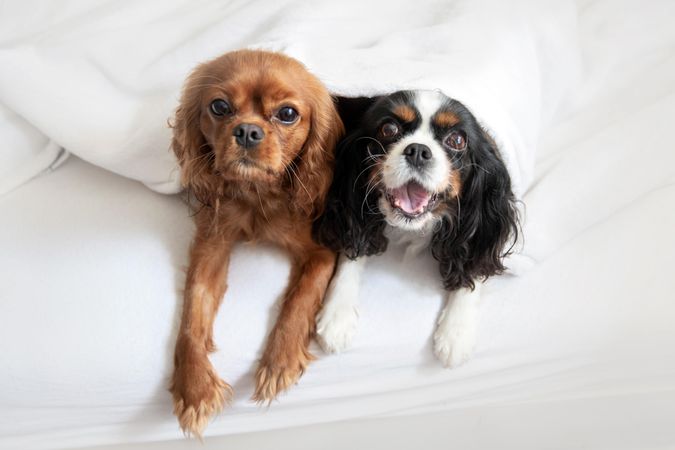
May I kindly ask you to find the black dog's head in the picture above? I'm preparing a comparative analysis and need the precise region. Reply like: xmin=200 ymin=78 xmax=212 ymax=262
xmin=314 ymin=90 xmax=519 ymax=290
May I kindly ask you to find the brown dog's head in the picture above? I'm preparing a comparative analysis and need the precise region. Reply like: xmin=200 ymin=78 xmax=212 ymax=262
xmin=172 ymin=50 xmax=343 ymax=215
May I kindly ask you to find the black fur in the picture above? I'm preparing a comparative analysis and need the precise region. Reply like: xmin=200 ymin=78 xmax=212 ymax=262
xmin=334 ymin=95 xmax=379 ymax=132
xmin=312 ymin=110 xmax=388 ymax=258
xmin=314 ymin=91 xmax=519 ymax=291
xmin=430 ymin=122 xmax=519 ymax=290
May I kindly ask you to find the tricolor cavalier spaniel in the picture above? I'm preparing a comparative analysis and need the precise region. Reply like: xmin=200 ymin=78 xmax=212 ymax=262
xmin=314 ymin=90 xmax=519 ymax=367
xmin=169 ymin=50 xmax=343 ymax=436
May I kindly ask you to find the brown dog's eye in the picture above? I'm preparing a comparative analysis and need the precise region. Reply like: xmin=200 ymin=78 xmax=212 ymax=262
xmin=210 ymin=99 xmax=232 ymax=116
xmin=445 ymin=131 xmax=467 ymax=150
xmin=276 ymin=106 xmax=299 ymax=124
xmin=379 ymin=122 xmax=399 ymax=138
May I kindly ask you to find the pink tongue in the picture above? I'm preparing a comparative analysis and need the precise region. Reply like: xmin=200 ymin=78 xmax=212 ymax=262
xmin=391 ymin=182 xmax=431 ymax=214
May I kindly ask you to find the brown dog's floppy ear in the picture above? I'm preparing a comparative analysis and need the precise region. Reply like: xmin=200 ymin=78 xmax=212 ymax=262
xmin=170 ymin=65 xmax=220 ymax=207
xmin=290 ymin=87 xmax=344 ymax=218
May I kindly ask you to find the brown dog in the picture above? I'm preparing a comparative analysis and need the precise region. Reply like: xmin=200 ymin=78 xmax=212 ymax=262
xmin=169 ymin=50 xmax=343 ymax=436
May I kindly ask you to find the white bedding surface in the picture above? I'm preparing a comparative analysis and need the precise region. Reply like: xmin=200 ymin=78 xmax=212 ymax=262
xmin=2 ymin=80 xmax=675 ymax=450
xmin=3 ymin=145 xmax=674 ymax=450
xmin=2 ymin=1 xmax=675 ymax=449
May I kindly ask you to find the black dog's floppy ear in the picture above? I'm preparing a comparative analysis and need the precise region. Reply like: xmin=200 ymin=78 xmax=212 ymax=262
xmin=431 ymin=128 xmax=520 ymax=291
xmin=313 ymin=119 xmax=389 ymax=258
xmin=334 ymin=95 xmax=380 ymax=133
xmin=312 ymin=130 xmax=389 ymax=259
xmin=314 ymin=95 xmax=388 ymax=258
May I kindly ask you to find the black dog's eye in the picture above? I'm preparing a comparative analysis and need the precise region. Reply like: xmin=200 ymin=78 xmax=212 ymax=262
xmin=379 ymin=121 xmax=399 ymax=138
xmin=445 ymin=131 xmax=467 ymax=150
xmin=210 ymin=99 xmax=232 ymax=116
xmin=276 ymin=106 xmax=299 ymax=124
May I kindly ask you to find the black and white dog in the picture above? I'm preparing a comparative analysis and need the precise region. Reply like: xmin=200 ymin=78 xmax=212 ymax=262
xmin=313 ymin=90 xmax=519 ymax=367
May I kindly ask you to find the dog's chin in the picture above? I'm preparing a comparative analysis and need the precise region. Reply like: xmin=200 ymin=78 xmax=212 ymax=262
xmin=377 ymin=180 xmax=440 ymax=231
xmin=221 ymin=158 xmax=279 ymax=184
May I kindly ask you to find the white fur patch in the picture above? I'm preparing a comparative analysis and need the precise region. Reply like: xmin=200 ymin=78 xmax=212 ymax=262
xmin=381 ymin=90 xmax=449 ymax=193
xmin=433 ymin=283 xmax=481 ymax=368
xmin=379 ymin=90 xmax=450 ymax=231
xmin=385 ymin=223 xmax=436 ymax=259
xmin=316 ymin=255 xmax=366 ymax=353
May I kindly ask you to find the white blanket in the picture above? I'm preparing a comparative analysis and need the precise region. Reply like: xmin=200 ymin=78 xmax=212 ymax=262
xmin=2 ymin=2 xmax=675 ymax=449
xmin=0 ymin=0 xmax=580 ymax=196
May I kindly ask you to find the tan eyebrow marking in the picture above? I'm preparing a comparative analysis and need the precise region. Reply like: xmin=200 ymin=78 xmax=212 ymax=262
xmin=433 ymin=111 xmax=460 ymax=128
xmin=392 ymin=105 xmax=417 ymax=123
xmin=449 ymin=169 xmax=462 ymax=198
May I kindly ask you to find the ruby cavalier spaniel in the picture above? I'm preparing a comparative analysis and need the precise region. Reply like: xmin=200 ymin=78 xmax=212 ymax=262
xmin=169 ymin=50 xmax=343 ymax=436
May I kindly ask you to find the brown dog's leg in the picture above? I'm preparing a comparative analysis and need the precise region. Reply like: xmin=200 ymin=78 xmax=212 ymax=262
xmin=253 ymin=242 xmax=336 ymax=403
xmin=170 ymin=234 xmax=233 ymax=437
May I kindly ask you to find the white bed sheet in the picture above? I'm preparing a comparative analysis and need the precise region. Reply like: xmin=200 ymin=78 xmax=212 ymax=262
xmin=2 ymin=90 xmax=675 ymax=449
xmin=2 ymin=1 xmax=675 ymax=449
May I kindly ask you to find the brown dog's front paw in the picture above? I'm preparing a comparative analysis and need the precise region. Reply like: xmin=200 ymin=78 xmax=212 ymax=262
xmin=252 ymin=362 xmax=302 ymax=405
xmin=252 ymin=338 xmax=312 ymax=405
xmin=170 ymin=358 xmax=233 ymax=438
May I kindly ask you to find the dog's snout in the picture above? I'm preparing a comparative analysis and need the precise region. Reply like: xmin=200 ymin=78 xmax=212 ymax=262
xmin=404 ymin=143 xmax=432 ymax=168
xmin=233 ymin=123 xmax=265 ymax=149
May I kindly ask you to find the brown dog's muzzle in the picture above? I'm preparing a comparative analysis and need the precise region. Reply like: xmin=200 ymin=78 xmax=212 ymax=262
xmin=233 ymin=123 xmax=265 ymax=149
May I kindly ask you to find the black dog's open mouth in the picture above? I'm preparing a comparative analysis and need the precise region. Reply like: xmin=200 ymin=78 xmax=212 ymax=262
xmin=385 ymin=181 xmax=438 ymax=219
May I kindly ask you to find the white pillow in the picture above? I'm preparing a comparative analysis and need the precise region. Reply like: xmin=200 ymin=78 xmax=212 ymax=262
xmin=0 ymin=0 xmax=580 ymax=196
xmin=0 ymin=103 xmax=67 ymax=196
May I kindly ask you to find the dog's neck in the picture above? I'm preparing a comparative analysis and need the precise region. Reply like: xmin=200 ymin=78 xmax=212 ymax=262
xmin=384 ymin=220 xmax=438 ymax=259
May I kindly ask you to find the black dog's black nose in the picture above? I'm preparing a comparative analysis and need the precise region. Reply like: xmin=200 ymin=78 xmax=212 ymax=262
xmin=233 ymin=123 xmax=265 ymax=149
xmin=404 ymin=143 xmax=432 ymax=167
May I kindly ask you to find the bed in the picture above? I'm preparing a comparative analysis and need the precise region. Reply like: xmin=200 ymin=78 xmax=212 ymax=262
xmin=1 ymin=1 xmax=674 ymax=449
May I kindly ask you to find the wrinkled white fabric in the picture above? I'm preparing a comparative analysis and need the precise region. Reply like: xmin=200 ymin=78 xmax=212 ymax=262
xmin=2 ymin=1 xmax=675 ymax=450
xmin=0 ymin=0 xmax=580 ymax=195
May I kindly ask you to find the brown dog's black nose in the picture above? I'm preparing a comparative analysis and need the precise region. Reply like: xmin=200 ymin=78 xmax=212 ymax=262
xmin=404 ymin=143 xmax=432 ymax=168
xmin=233 ymin=123 xmax=264 ymax=149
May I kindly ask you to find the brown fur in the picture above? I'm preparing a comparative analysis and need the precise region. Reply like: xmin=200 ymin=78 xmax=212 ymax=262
xmin=393 ymin=104 xmax=417 ymax=123
xmin=169 ymin=50 xmax=343 ymax=437
xmin=433 ymin=111 xmax=460 ymax=128
xmin=449 ymin=168 xmax=462 ymax=198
